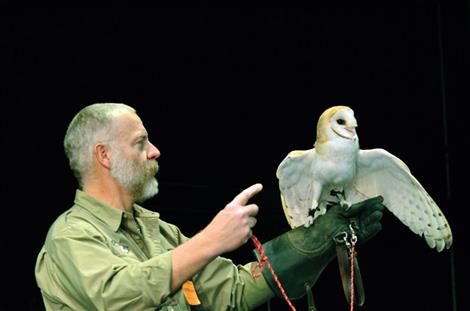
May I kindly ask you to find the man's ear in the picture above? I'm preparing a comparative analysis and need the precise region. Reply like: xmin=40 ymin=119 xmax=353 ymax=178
xmin=94 ymin=143 xmax=112 ymax=169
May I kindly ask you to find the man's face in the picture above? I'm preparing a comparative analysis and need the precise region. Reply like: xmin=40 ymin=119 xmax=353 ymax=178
xmin=109 ymin=112 xmax=160 ymax=202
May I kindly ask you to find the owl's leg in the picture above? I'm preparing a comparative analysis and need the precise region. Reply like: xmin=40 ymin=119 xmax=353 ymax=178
xmin=310 ymin=181 xmax=323 ymax=211
xmin=304 ymin=182 xmax=326 ymax=227
xmin=313 ymin=201 xmax=328 ymax=220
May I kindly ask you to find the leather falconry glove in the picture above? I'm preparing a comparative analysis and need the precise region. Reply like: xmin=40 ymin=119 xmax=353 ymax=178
xmin=254 ymin=196 xmax=385 ymax=300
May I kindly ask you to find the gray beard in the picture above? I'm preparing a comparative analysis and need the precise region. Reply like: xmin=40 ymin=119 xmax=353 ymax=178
xmin=111 ymin=152 xmax=159 ymax=203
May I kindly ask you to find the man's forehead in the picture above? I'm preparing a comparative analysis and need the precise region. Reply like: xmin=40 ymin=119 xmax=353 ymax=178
xmin=114 ymin=112 xmax=147 ymax=138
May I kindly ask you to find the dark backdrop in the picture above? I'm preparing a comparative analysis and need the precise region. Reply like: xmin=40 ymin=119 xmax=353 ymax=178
xmin=2 ymin=4 xmax=469 ymax=311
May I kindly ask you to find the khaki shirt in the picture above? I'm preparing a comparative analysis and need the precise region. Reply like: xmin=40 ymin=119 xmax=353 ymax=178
xmin=35 ymin=190 xmax=274 ymax=311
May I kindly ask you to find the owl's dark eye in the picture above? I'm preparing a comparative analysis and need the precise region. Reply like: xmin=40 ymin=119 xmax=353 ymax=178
xmin=337 ymin=119 xmax=345 ymax=125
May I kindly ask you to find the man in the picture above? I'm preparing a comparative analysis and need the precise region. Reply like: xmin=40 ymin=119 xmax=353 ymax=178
xmin=35 ymin=103 xmax=385 ymax=310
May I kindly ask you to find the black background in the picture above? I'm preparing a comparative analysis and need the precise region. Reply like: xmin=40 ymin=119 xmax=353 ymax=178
xmin=2 ymin=4 xmax=469 ymax=311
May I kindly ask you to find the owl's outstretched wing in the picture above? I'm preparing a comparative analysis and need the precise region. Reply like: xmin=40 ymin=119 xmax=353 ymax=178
xmin=349 ymin=148 xmax=452 ymax=252
xmin=276 ymin=149 xmax=316 ymax=228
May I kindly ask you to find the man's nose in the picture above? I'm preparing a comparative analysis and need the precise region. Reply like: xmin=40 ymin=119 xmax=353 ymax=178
xmin=147 ymin=142 xmax=160 ymax=159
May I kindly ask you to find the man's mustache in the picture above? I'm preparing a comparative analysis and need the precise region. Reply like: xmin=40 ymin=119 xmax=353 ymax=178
xmin=147 ymin=160 xmax=159 ymax=176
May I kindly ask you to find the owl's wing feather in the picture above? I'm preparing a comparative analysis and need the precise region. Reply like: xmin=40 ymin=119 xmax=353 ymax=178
xmin=276 ymin=149 xmax=316 ymax=228
xmin=350 ymin=148 xmax=452 ymax=252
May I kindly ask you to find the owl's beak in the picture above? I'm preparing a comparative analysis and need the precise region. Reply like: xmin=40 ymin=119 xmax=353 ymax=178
xmin=345 ymin=126 xmax=356 ymax=134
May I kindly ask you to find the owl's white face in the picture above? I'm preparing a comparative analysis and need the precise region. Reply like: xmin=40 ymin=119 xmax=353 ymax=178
xmin=329 ymin=109 xmax=358 ymax=140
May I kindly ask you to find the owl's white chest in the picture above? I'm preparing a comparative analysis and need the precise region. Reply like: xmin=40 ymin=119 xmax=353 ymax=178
xmin=313 ymin=139 xmax=358 ymax=186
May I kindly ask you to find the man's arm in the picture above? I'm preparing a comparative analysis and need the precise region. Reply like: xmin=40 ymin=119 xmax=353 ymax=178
xmin=170 ymin=183 xmax=262 ymax=292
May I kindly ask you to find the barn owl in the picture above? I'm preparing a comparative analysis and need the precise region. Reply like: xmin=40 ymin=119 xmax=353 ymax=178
xmin=277 ymin=106 xmax=452 ymax=252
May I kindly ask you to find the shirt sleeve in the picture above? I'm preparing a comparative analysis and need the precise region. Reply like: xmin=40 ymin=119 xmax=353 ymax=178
xmin=38 ymin=224 xmax=175 ymax=311
xmin=193 ymin=257 xmax=275 ymax=310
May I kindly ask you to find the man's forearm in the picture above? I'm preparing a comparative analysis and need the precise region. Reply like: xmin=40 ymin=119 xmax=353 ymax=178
xmin=170 ymin=231 xmax=219 ymax=292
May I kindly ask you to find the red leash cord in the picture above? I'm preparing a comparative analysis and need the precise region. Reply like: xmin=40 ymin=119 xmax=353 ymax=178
xmin=349 ymin=241 xmax=355 ymax=311
xmin=251 ymin=235 xmax=297 ymax=311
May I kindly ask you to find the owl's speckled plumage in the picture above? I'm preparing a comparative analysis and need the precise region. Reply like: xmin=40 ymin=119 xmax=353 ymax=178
xmin=277 ymin=106 xmax=452 ymax=252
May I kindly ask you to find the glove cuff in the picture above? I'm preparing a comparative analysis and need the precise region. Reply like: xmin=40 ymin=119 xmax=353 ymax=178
xmin=253 ymin=226 xmax=336 ymax=300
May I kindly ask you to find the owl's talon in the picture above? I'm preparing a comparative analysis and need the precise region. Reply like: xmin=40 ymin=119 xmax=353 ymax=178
xmin=304 ymin=216 xmax=314 ymax=227
xmin=341 ymin=200 xmax=352 ymax=210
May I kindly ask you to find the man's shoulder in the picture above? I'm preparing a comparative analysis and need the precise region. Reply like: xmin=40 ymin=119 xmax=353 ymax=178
xmin=46 ymin=205 xmax=102 ymax=241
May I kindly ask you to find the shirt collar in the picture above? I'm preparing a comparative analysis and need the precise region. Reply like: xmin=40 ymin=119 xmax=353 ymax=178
xmin=73 ymin=189 xmax=160 ymax=232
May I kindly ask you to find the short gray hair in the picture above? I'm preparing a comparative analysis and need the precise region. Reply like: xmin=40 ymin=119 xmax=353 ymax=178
xmin=64 ymin=103 xmax=136 ymax=186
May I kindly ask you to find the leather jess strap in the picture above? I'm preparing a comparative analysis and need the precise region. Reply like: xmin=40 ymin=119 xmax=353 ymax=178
xmin=336 ymin=243 xmax=365 ymax=307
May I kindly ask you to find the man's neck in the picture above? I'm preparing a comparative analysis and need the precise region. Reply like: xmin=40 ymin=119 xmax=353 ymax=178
xmin=83 ymin=179 xmax=134 ymax=213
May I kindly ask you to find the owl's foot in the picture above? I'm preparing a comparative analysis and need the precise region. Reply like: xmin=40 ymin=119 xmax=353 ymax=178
xmin=313 ymin=205 xmax=327 ymax=221
xmin=304 ymin=216 xmax=314 ymax=228
xmin=330 ymin=190 xmax=351 ymax=209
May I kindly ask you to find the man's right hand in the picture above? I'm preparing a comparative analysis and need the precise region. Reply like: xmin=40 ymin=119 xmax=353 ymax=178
xmin=203 ymin=183 xmax=262 ymax=255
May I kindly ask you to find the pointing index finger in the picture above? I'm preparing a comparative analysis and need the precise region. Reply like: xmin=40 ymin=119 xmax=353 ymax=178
xmin=232 ymin=183 xmax=263 ymax=205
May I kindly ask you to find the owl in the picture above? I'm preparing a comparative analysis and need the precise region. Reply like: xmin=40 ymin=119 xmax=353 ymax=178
xmin=277 ymin=106 xmax=452 ymax=252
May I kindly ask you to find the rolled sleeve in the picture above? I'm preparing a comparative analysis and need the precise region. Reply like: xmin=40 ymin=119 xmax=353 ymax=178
xmin=194 ymin=257 xmax=274 ymax=311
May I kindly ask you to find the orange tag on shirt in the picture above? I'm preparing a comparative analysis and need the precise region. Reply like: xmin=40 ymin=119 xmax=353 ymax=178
xmin=182 ymin=280 xmax=201 ymax=305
